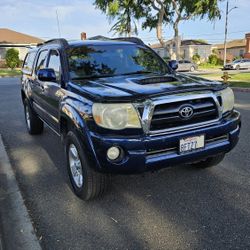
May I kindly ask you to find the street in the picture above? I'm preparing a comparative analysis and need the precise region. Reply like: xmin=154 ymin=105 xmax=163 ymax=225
xmin=0 ymin=77 xmax=250 ymax=249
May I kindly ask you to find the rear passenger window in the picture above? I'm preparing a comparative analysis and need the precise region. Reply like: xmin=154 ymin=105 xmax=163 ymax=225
xmin=35 ymin=50 xmax=48 ymax=73
xmin=47 ymin=50 xmax=61 ymax=81
xmin=23 ymin=52 xmax=36 ymax=74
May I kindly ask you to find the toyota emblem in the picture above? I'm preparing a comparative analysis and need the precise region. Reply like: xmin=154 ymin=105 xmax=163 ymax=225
xmin=179 ymin=106 xmax=194 ymax=119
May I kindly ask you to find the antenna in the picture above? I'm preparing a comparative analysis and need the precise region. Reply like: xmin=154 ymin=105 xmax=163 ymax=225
xmin=56 ymin=9 xmax=61 ymax=38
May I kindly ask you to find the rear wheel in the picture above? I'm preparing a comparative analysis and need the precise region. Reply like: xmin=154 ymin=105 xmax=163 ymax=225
xmin=190 ymin=66 xmax=195 ymax=72
xmin=191 ymin=154 xmax=225 ymax=169
xmin=65 ymin=131 xmax=110 ymax=200
xmin=24 ymin=99 xmax=43 ymax=135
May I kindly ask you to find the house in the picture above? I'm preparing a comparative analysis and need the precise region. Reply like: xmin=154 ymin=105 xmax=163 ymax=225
xmin=150 ymin=39 xmax=213 ymax=62
xmin=215 ymin=33 xmax=250 ymax=62
xmin=215 ymin=39 xmax=246 ymax=62
xmin=0 ymin=28 xmax=43 ymax=64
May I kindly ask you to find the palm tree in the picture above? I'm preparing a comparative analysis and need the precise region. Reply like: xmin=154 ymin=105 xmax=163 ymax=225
xmin=95 ymin=0 xmax=142 ymax=37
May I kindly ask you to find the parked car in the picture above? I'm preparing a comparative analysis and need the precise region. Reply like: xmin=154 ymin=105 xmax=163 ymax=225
xmin=176 ymin=60 xmax=198 ymax=72
xmin=21 ymin=38 xmax=241 ymax=200
xmin=224 ymin=59 xmax=250 ymax=70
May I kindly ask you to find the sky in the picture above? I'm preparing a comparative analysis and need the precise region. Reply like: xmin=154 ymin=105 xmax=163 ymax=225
xmin=0 ymin=0 xmax=249 ymax=45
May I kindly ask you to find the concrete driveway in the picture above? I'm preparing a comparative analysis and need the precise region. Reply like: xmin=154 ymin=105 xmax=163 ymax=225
xmin=0 ymin=77 xmax=250 ymax=250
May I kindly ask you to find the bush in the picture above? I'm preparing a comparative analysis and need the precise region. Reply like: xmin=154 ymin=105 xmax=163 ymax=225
xmin=217 ymin=58 xmax=224 ymax=65
xmin=192 ymin=54 xmax=200 ymax=64
xmin=5 ymin=48 xmax=20 ymax=69
xmin=208 ymin=54 xmax=218 ymax=65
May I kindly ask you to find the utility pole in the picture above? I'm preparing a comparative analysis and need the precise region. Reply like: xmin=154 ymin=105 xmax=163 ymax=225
xmin=56 ymin=9 xmax=61 ymax=38
xmin=223 ymin=0 xmax=237 ymax=66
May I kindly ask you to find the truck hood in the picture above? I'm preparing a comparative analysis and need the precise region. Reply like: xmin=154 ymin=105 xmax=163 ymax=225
xmin=69 ymin=73 xmax=226 ymax=102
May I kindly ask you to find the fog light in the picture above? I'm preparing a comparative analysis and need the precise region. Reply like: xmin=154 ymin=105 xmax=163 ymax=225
xmin=107 ymin=146 xmax=120 ymax=161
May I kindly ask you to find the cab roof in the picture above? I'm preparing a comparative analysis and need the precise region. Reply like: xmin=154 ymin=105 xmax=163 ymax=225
xmin=68 ymin=39 xmax=136 ymax=47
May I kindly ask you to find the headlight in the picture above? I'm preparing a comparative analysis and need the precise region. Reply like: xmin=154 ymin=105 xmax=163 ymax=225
xmin=220 ymin=87 xmax=234 ymax=113
xmin=92 ymin=103 xmax=141 ymax=130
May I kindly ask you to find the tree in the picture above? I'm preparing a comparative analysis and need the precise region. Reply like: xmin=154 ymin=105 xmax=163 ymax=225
xmin=192 ymin=53 xmax=201 ymax=64
xmin=141 ymin=1 xmax=172 ymax=57
xmin=94 ymin=0 xmax=144 ymax=37
xmin=140 ymin=0 xmax=221 ymax=59
xmin=169 ymin=0 xmax=221 ymax=60
xmin=140 ymin=1 xmax=221 ymax=59
xmin=208 ymin=54 xmax=218 ymax=65
xmin=94 ymin=0 xmax=222 ymax=59
xmin=5 ymin=48 xmax=19 ymax=69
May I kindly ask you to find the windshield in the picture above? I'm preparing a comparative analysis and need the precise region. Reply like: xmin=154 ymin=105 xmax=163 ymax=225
xmin=233 ymin=59 xmax=241 ymax=63
xmin=67 ymin=44 xmax=169 ymax=79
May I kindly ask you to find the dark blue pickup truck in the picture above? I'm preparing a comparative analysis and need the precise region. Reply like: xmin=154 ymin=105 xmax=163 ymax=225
xmin=21 ymin=38 xmax=241 ymax=200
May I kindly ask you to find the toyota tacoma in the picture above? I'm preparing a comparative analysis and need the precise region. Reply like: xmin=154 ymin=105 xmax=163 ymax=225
xmin=21 ymin=38 xmax=241 ymax=200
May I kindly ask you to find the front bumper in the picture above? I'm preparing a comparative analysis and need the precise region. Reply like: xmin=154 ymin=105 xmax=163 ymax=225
xmin=89 ymin=110 xmax=241 ymax=174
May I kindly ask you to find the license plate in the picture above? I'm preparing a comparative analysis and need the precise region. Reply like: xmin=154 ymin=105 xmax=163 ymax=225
xmin=179 ymin=135 xmax=205 ymax=154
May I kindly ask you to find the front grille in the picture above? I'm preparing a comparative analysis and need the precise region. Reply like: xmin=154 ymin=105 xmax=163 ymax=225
xmin=150 ymin=97 xmax=218 ymax=131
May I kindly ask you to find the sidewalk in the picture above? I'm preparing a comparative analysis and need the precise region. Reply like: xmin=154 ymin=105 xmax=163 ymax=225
xmin=0 ymin=135 xmax=41 ymax=250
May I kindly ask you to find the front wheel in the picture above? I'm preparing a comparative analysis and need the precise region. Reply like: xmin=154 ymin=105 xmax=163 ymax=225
xmin=65 ymin=131 xmax=110 ymax=200
xmin=236 ymin=65 xmax=240 ymax=70
xmin=191 ymin=154 xmax=225 ymax=168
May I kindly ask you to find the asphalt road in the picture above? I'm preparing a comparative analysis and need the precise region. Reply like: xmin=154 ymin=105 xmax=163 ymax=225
xmin=0 ymin=77 xmax=250 ymax=250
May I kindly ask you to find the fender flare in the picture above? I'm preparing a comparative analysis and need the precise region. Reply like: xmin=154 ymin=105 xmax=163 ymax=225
xmin=60 ymin=103 xmax=102 ymax=171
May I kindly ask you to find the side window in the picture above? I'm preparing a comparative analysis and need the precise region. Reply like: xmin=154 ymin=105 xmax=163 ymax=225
xmin=47 ymin=50 xmax=61 ymax=81
xmin=185 ymin=60 xmax=191 ymax=63
xmin=35 ymin=50 xmax=48 ymax=73
xmin=23 ymin=52 xmax=36 ymax=74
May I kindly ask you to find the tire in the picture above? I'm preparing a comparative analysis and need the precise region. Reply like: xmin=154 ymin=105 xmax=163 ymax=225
xmin=190 ymin=66 xmax=195 ymax=72
xmin=65 ymin=131 xmax=110 ymax=200
xmin=24 ymin=99 xmax=43 ymax=135
xmin=191 ymin=154 xmax=225 ymax=169
xmin=236 ymin=65 xmax=240 ymax=70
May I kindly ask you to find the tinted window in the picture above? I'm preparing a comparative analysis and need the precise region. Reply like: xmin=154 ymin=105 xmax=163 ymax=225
xmin=47 ymin=50 xmax=61 ymax=81
xmin=23 ymin=51 xmax=36 ymax=74
xmin=67 ymin=45 xmax=169 ymax=79
xmin=36 ymin=50 xmax=48 ymax=73
xmin=184 ymin=60 xmax=191 ymax=63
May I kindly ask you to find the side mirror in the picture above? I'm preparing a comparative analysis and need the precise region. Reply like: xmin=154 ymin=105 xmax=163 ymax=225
xmin=168 ymin=60 xmax=178 ymax=71
xmin=37 ymin=68 xmax=56 ymax=82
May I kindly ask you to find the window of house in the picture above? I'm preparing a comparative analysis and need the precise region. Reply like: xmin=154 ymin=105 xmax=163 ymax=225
xmin=239 ymin=49 xmax=244 ymax=57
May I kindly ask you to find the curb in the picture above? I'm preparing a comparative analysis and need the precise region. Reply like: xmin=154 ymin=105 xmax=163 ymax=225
xmin=0 ymin=135 xmax=42 ymax=250
xmin=231 ymin=87 xmax=250 ymax=93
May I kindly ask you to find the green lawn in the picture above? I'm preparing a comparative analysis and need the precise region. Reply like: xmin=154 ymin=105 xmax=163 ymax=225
xmin=0 ymin=69 xmax=21 ymax=77
xmin=198 ymin=63 xmax=222 ymax=70
xmin=197 ymin=72 xmax=250 ymax=88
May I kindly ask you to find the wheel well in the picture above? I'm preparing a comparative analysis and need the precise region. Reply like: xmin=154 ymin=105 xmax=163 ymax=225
xmin=60 ymin=116 xmax=69 ymax=138
xmin=21 ymin=90 xmax=26 ymax=103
